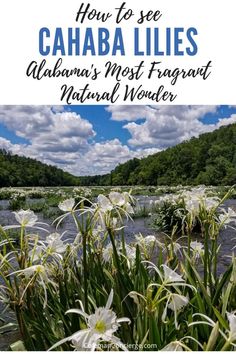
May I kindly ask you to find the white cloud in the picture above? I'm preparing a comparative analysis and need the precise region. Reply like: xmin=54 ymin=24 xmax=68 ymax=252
xmin=0 ymin=106 xmax=95 ymax=152
xmin=0 ymin=137 xmax=24 ymax=154
xmin=0 ymin=105 xmax=236 ymax=177
xmin=217 ymin=114 xmax=236 ymax=127
xmin=67 ymin=140 xmax=161 ymax=176
xmin=110 ymin=105 xmax=221 ymax=148
xmin=0 ymin=106 xmax=96 ymax=174
xmin=106 ymin=105 xmax=153 ymax=121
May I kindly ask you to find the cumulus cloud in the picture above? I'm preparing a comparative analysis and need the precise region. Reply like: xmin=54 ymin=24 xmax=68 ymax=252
xmin=0 ymin=105 xmax=236 ymax=176
xmin=66 ymin=140 xmax=161 ymax=176
xmin=217 ymin=114 xmax=236 ymax=127
xmin=0 ymin=106 xmax=97 ymax=173
xmin=0 ymin=137 xmax=24 ymax=154
xmin=109 ymin=105 xmax=222 ymax=148
xmin=106 ymin=105 xmax=153 ymax=121
xmin=0 ymin=106 xmax=95 ymax=151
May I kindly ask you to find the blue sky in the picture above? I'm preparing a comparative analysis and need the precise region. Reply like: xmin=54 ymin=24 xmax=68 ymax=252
xmin=0 ymin=105 xmax=236 ymax=175
xmin=67 ymin=105 xmax=132 ymax=144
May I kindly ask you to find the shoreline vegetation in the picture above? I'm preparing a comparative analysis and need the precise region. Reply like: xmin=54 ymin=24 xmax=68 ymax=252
xmin=0 ymin=185 xmax=236 ymax=351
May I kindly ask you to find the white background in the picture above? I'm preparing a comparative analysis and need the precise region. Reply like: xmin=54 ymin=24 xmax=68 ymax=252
xmin=0 ymin=0 xmax=235 ymax=104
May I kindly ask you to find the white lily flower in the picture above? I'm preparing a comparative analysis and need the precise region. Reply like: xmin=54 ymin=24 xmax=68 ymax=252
xmin=135 ymin=234 xmax=156 ymax=248
xmin=49 ymin=289 xmax=130 ymax=351
xmin=102 ymin=244 xmax=113 ymax=263
xmin=190 ymin=240 xmax=204 ymax=252
xmin=135 ymin=234 xmax=157 ymax=260
xmin=10 ymin=264 xmax=50 ymax=308
xmin=143 ymin=262 xmax=194 ymax=290
xmin=167 ymin=242 xmax=182 ymax=256
xmin=144 ymin=235 xmax=156 ymax=245
xmin=14 ymin=209 xmax=38 ymax=227
xmin=185 ymin=198 xmax=200 ymax=214
xmin=9 ymin=263 xmax=46 ymax=280
xmin=124 ymin=202 xmax=134 ymax=214
xmin=124 ymin=244 xmax=136 ymax=263
xmin=97 ymin=195 xmax=113 ymax=212
xmin=162 ymin=265 xmax=184 ymax=284
xmin=161 ymin=341 xmax=184 ymax=351
xmin=109 ymin=191 xmax=125 ymax=206
xmin=168 ymin=294 xmax=189 ymax=311
xmin=46 ymin=233 xmax=67 ymax=254
xmin=3 ymin=209 xmax=48 ymax=232
xmin=58 ymin=198 xmax=75 ymax=212
xmin=219 ymin=208 xmax=236 ymax=225
xmin=227 ymin=311 xmax=236 ymax=342
xmin=29 ymin=246 xmax=44 ymax=262
xmin=190 ymin=240 xmax=204 ymax=258
xmin=189 ymin=312 xmax=236 ymax=349
xmin=162 ymin=293 xmax=189 ymax=329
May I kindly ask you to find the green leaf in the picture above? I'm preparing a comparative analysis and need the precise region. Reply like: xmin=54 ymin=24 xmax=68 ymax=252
xmin=212 ymin=263 xmax=233 ymax=306
xmin=212 ymin=306 xmax=228 ymax=330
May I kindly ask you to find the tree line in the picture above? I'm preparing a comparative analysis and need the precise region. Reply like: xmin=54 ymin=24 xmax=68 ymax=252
xmin=80 ymin=123 xmax=236 ymax=186
xmin=0 ymin=149 xmax=80 ymax=187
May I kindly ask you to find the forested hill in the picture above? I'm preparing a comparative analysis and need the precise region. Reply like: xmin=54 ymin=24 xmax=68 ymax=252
xmin=80 ymin=123 xmax=236 ymax=186
xmin=0 ymin=149 xmax=80 ymax=187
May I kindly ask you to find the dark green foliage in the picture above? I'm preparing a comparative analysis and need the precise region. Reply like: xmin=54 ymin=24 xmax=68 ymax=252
xmin=152 ymin=199 xmax=187 ymax=233
xmin=79 ymin=173 xmax=111 ymax=186
xmin=0 ymin=149 xmax=80 ymax=187
xmin=81 ymin=123 xmax=236 ymax=186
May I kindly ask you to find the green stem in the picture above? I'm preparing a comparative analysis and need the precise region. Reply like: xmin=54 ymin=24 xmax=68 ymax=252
xmin=186 ymin=228 xmax=191 ymax=276
xmin=213 ymin=235 xmax=218 ymax=281
xmin=20 ymin=226 xmax=25 ymax=251
xmin=107 ymin=226 xmax=121 ymax=273
xmin=221 ymin=340 xmax=231 ymax=351
xmin=71 ymin=209 xmax=88 ymax=312
xmin=20 ymin=226 xmax=25 ymax=269
xmin=15 ymin=305 xmax=26 ymax=340
xmin=203 ymin=224 xmax=209 ymax=288
xmin=107 ymin=225 xmax=126 ymax=316
xmin=82 ymin=231 xmax=88 ymax=313
xmin=210 ymin=236 xmax=218 ymax=284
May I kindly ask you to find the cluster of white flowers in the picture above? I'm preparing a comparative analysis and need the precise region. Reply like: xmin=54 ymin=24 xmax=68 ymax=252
xmin=97 ymin=191 xmax=134 ymax=214
xmin=73 ymin=187 xmax=92 ymax=199
xmin=183 ymin=188 xmax=220 ymax=215
xmin=158 ymin=194 xmax=180 ymax=207
xmin=155 ymin=187 xmax=236 ymax=230
xmin=218 ymin=207 xmax=236 ymax=225
xmin=135 ymin=234 xmax=156 ymax=247
xmin=102 ymin=242 xmax=136 ymax=264
xmin=135 ymin=234 xmax=159 ymax=259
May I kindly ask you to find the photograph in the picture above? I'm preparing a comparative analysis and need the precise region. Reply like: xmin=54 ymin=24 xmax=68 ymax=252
xmin=0 ymin=105 xmax=236 ymax=351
